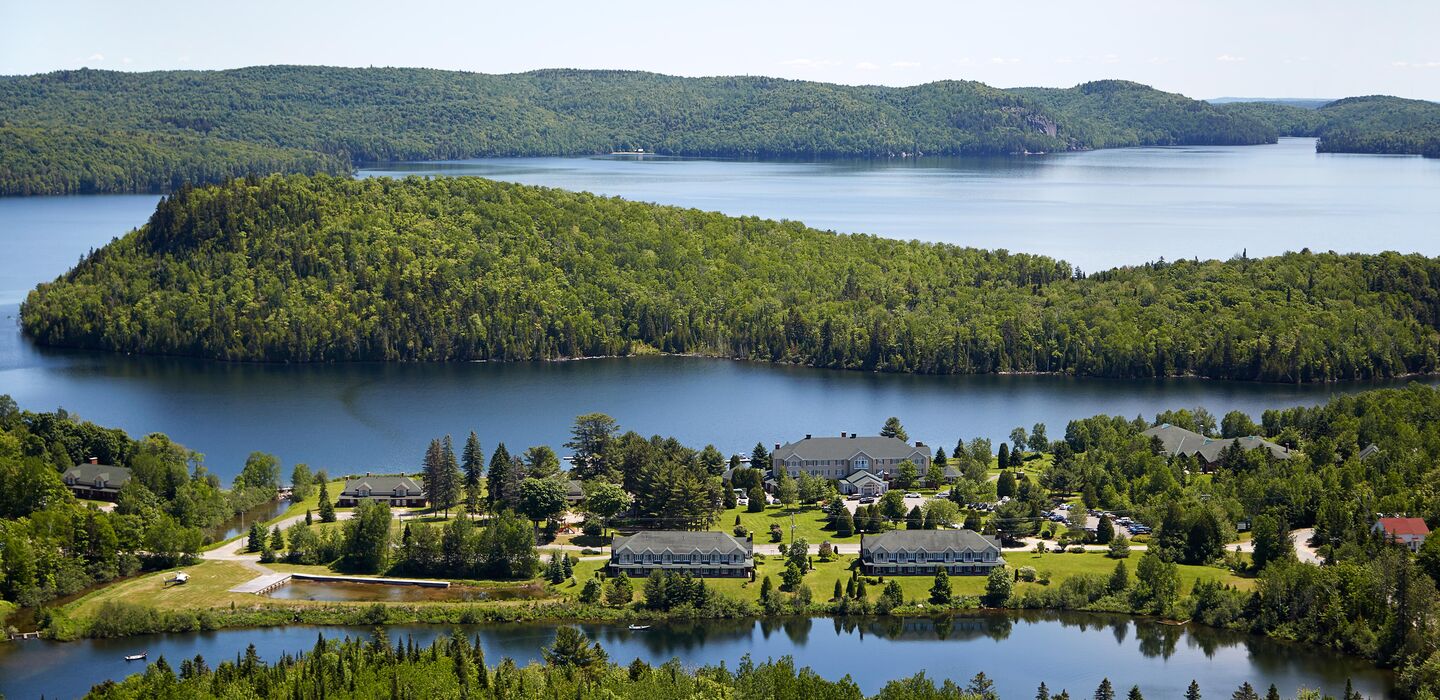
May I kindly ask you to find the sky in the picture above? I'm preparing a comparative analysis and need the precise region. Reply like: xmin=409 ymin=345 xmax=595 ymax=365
xmin=2 ymin=0 xmax=1438 ymax=100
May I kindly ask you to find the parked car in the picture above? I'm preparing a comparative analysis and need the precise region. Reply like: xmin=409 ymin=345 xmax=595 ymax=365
xmin=846 ymin=494 xmax=861 ymax=501
xmin=904 ymin=492 xmax=922 ymax=499
xmin=859 ymin=497 xmax=876 ymax=505
xmin=737 ymin=498 xmax=749 ymax=507
xmin=936 ymin=491 xmax=951 ymax=499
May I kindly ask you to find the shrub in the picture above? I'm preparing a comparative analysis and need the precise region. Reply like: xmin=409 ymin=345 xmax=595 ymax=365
xmin=1017 ymin=566 xmax=1038 ymax=582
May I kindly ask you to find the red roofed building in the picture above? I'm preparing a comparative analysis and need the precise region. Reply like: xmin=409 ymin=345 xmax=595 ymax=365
xmin=1373 ymin=517 xmax=1431 ymax=552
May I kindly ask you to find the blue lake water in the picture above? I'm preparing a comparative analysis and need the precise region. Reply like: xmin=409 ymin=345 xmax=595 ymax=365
xmin=1 ymin=141 xmax=1437 ymax=479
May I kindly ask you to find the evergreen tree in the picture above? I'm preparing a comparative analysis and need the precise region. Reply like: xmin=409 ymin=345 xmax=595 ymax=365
xmin=606 ymin=573 xmax=633 ymax=606
xmin=1231 ymin=682 xmax=1259 ymax=700
xmin=486 ymin=443 xmax=514 ymax=507
xmin=1036 ymin=682 xmax=1051 ymax=700
xmin=318 ymin=480 xmax=337 ymax=523
xmin=881 ymin=417 xmax=909 ymax=442
xmin=1127 ymin=687 xmax=1144 ymax=700
xmin=929 ymin=568 xmax=953 ymax=604
xmin=1186 ymin=680 xmax=1202 ymax=700
xmin=998 ymin=443 xmax=1011 ymax=469
xmin=1095 ymin=678 xmax=1114 ymax=700
xmin=269 ymin=525 xmax=284 ymax=552
xmin=462 ymin=431 xmax=484 ymax=517
xmin=1096 ymin=516 xmax=1115 ymax=544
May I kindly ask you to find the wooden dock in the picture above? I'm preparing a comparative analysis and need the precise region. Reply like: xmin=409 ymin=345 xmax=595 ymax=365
xmin=229 ymin=573 xmax=291 ymax=594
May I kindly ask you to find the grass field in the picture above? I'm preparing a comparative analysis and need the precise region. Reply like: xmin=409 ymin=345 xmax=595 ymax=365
xmin=713 ymin=504 xmax=857 ymax=544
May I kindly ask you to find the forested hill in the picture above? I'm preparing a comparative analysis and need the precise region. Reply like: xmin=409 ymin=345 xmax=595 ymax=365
xmin=21 ymin=174 xmax=1440 ymax=381
xmin=1218 ymin=95 xmax=1440 ymax=156
xmin=0 ymin=66 xmax=1276 ymax=195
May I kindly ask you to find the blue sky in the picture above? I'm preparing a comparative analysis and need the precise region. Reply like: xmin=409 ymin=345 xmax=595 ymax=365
xmin=3 ymin=0 xmax=1437 ymax=99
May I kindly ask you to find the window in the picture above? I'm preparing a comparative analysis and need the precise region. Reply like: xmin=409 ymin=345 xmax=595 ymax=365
xmin=854 ymin=458 xmax=869 ymax=471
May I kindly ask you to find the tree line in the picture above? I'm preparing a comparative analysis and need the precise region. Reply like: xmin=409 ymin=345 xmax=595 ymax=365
xmin=0 ymin=67 xmax=1281 ymax=195
xmin=22 ymin=174 xmax=1440 ymax=382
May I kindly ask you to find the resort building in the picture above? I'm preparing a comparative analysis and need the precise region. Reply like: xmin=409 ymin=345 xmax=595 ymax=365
xmin=336 ymin=474 xmax=427 ymax=508
xmin=609 ymin=530 xmax=754 ymax=578
xmin=1373 ymin=517 xmax=1431 ymax=552
xmin=62 ymin=458 xmax=131 ymax=501
xmin=772 ymin=433 xmax=930 ymax=493
xmin=859 ymin=530 xmax=1004 ymax=576
xmin=1141 ymin=424 xmax=1290 ymax=467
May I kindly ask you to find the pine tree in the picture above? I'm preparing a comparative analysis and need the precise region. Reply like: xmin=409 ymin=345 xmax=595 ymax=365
xmin=562 ymin=553 xmax=574 ymax=579
xmin=881 ymin=417 xmax=909 ymax=441
xmin=305 ymin=509 xmax=313 ymax=526
xmin=1231 ymin=682 xmax=1259 ymax=700
xmin=1127 ymin=687 xmax=1144 ymax=700
xmin=487 ymin=443 xmax=513 ymax=507
xmin=833 ymin=579 xmax=844 ymax=600
xmin=269 ymin=525 xmax=284 ymax=552
xmin=1036 ymin=682 xmax=1051 ymax=700
xmin=1186 ymin=680 xmax=1202 ymax=700
xmin=318 ymin=480 xmax=336 ymax=522
xmin=1095 ymin=678 xmax=1115 ymax=700
xmin=248 ymin=522 xmax=267 ymax=552
xmin=437 ymin=435 xmax=462 ymax=518
xmin=1264 ymin=685 xmax=1280 ymax=700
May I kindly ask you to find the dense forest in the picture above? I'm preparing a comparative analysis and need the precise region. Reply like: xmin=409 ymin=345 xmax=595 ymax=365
xmin=0 ymin=67 xmax=1278 ymax=195
xmin=82 ymin=627 xmax=1357 ymax=700
xmin=22 ymin=174 xmax=1440 ymax=381
xmin=1218 ymin=96 xmax=1440 ymax=157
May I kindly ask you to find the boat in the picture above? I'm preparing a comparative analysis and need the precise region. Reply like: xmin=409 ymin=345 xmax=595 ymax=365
xmin=627 ymin=624 xmax=651 ymax=631
xmin=124 ymin=653 xmax=147 ymax=661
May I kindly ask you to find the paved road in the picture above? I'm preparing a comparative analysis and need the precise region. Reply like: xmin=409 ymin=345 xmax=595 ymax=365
xmin=1226 ymin=528 xmax=1320 ymax=563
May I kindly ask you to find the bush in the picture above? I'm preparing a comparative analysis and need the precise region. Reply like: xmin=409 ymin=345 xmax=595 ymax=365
xmin=1017 ymin=566 xmax=1038 ymax=582
xmin=1068 ymin=546 xmax=1086 ymax=554
xmin=734 ymin=525 xmax=749 ymax=537
xmin=582 ymin=521 xmax=603 ymax=538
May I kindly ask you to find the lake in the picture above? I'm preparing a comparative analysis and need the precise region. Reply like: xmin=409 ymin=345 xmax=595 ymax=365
xmin=2 ymin=140 xmax=1439 ymax=479
xmin=0 ymin=613 xmax=1395 ymax=700
xmin=361 ymin=138 xmax=1440 ymax=271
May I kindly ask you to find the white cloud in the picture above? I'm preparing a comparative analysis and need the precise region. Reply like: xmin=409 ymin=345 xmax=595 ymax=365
xmin=855 ymin=61 xmax=878 ymax=71
xmin=988 ymin=57 xmax=1020 ymax=65
xmin=87 ymin=53 xmax=104 ymax=62
xmin=780 ymin=58 xmax=840 ymax=69
xmin=889 ymin=60 xmax=921 ymax=69
xmin=1393 ymin=60 xmax=1440 ymax=69
xmin=1216 ymin=54 xmax=1246 ymax=63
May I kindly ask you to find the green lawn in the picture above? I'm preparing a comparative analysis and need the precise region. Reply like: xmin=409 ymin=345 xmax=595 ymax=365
xmin=713 ymin=504 xmax=857 ymax=544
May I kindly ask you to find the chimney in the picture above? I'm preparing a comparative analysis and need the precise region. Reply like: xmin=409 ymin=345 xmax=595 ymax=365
xmin=89 ymin=456 xmax=99 ymax=464
xmin=840 ymin=432 xmax=847 ymax=438
xmin=805 ymin=434 xmax=812 ymax=440
xmin=774 ymin=443 xmax=780 ymax=451
xmin=916 ymin=441 xmax=925 ymax=448
xmin=851 ymin=433 xmax=857 ymax=439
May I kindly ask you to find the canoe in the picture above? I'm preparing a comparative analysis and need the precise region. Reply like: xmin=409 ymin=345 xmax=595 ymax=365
xmin=124 ymin=653 xmax=147 ymax=661
xmin=627 ymin=624 xmax=651 ymax=631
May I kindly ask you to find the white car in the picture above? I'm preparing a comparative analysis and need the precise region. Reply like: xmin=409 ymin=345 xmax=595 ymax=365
xmin=737 ymin=497 xmax=749 ymax=507
xmin=904 ymin=492 xmax=922 ymax=499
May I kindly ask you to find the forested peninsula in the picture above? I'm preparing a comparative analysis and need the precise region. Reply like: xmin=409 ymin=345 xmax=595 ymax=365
xmin=1218 ymin=95 xmax=1440 ymax=157
xmin=21 ymin=174 xmax=1440 ymax=381
xmin=0 ymin=67 xmax=1278 ymax=195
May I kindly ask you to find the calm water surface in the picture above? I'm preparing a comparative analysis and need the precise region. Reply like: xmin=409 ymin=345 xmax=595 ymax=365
xmin=2 ymin=143 xmax=1438 ymax=479
xmin=0 ymin=613 xmax=1395 ymax=700
xmin=360 ymin=138 xmax=1440 ymax=271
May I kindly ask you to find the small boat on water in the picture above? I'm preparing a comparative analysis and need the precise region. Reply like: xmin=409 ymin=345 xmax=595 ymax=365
xmin=627 ymin=624 xmax=651 ymax=631
xmin=124 ymin=653 xmax=147 ymax=661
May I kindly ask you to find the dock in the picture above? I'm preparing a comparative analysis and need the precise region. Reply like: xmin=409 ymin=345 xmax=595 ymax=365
xmin=229 ymin=573 xmax=291 ymax=594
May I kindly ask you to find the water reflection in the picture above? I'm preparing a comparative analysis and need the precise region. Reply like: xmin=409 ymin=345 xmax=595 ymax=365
xmin=0 ymin=612 xmax=1396 ymax=700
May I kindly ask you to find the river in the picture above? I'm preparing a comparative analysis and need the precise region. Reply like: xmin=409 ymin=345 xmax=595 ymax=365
xmin=2 ymin=140 xmax=1438 ymax=479
xmin=0 ymin=613 xmax=1395 ymax=699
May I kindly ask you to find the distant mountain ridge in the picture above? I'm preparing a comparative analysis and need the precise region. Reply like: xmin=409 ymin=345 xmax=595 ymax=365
xmin=0 ymin=66 xmax=1433 ymax=196
xmin=0 ymin=67 xmax=1272 ymax=195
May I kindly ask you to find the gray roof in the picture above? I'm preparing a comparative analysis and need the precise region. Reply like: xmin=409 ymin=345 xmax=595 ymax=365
xmin=861 ymin=529 xmax=1000 ymax=554
xmin=612 ymin=530 xmax=751 ymax=557
xmin=341 ymin=475 xmax=425 ymax=496
xmin=566 ymin=480 xmax=584 ymax=497
xmin=840 ymin=470 xmax=884 ymax=485
xmin=775 ymin=436 xmax=928 ymax=462
xmin=1358 ymin=443 xmax=1380 ymax=461
xmin=63 ymin=463 xmax=132 ymax=488
xmin=1141 ymin=424 xmax=1290 ymax=463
